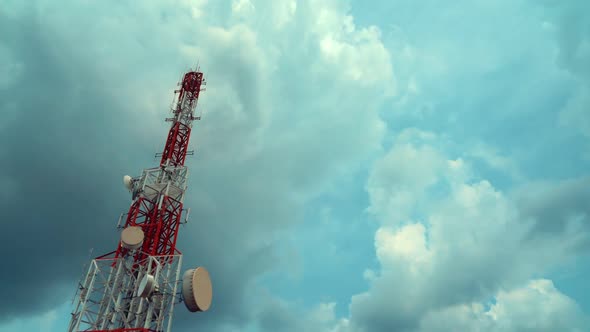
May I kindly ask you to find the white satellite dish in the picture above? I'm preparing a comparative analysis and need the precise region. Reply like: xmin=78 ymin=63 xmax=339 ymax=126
xmin=182 ymin=267 xmax=213 ymax=312
xmin=137 ymin=274 xmax=157 ymax=298
xmin=123 ymin=175 xmax=133 ymax=191
xmin=121 ymin=226 xmax=144 ymax=250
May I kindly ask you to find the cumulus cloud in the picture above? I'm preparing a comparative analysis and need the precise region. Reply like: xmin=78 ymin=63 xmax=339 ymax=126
xmin=236 ymin=128 xmax=589 ymax=332
xmin=365 ymin=129 xmax=449 ymax=225
xmin=343 ymin=130 xmax=590 ymax=332
xmin=328 ymin=1 xmax=590 ymax=328
xmin=420 ymin=279 xmax=588 ymax=332
xmin=467 ymin=143 xmax=525 ymax=181
xmin=245 ymin=286 xmax=355 ymax=332
xmin=289 ymin=1 xmax=590 ymax=331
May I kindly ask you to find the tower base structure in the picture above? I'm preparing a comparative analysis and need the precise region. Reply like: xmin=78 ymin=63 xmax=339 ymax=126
xmin=69 ymin=253 xmax=183 ymax=332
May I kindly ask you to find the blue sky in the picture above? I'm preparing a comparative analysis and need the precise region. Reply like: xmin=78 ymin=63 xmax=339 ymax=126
xmin=1 ymin=0 xmax=589 ymax=331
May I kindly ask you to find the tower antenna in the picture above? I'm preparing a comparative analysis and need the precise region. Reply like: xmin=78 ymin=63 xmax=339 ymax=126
xmin=68 ymin=69 xmax=213 ymax=331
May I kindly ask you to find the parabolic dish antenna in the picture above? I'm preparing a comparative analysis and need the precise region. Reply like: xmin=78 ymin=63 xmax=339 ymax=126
xmin=123 ymin=175 xmax=133 ymax=191
xmin=121 ymin=226 xmax=144 ymax=250
xmin=137 ymin=274 xmax=157 ymax=298
xmin=182 ymin=267 xmax=213 ymax=312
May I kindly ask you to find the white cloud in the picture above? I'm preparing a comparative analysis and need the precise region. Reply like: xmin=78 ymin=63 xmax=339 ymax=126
xmin=317 ymin=30 xmax=392 ymax=86
xmin=365 ymin=129 xmax=473 ymax=225
xmin=258 ymin=277 xmax=587 ymax=332
xmin=287 ymin=2 xmax=590 ymax=331
xmin=231 ymin=0 xmax=255 ymax=17
xmin=177 ymin=0 xmax=208 ymax=19
xmin=365 ymin=130 xmax=446 ymax=225
xmin=420 ymin=279 xmax=587 ymax=332
xmin=340 ymin=130 xmax=589 ymax=331
xmin=468 ymin=143 xmax=524 ymax=180
xmin=270 ymin=0 xmax=297 ymax=29
xmin=375 ymin=223 xmax=431 ymax=272
xmin=252 ymin=288 xmax=351 ymax=332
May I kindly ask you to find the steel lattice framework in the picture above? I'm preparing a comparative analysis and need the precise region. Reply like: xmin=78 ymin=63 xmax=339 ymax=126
xmin=69 ymin=70 xmax=206 ymax=332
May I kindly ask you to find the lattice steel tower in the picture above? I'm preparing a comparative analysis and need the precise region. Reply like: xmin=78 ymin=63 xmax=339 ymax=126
xmin=69 ymin=69 xmax=213 ymax=332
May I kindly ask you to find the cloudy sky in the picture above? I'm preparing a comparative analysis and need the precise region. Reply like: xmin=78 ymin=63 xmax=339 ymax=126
xmin=1 ymin=0 xmax=589 ymax=331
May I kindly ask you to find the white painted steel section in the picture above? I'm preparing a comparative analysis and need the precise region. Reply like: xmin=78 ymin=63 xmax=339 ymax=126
xmin=68 ymin=254 xmax=183 ymax=332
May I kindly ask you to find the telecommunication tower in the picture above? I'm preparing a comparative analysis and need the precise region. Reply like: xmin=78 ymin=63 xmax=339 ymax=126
xmin=68 ymin=69 xmax=213 ymax=332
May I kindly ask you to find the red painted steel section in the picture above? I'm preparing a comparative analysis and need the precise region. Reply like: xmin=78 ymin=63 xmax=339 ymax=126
xmin=148 ymin=196 xmax=183 ymax=258
xmin=160 ymin=71 xmax=203 ymax=168
xmin=112 ymin=71 xmax=202 ymax=264
xmin=113 ymin=196 xmax=157 ymax=263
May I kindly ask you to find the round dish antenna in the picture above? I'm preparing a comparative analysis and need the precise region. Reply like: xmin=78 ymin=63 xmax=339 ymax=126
xmin=137 ymin=274 xmax=157 ymax=298
xmin=123 ymin=175 xmax=134 ymax=191
xmin=182 ymin=267 xmax=213 ymax=312
xmin=121 ymin=226 xmax=144 ymax=250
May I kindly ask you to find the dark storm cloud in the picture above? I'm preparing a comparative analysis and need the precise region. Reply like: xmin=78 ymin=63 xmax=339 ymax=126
xmin=0 ymin=3 xmax=286 ymax=331
xmin=0 ymin=9 xmax=149 ymax=318
xmin=1 ymin=0 xmax=392 ymax=330
xmin=0 ymin=6 xmax=274 ymax=329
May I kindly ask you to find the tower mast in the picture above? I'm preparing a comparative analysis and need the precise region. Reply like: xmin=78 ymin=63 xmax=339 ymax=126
xmin=69 ymin=69 xmax=213 ymax=332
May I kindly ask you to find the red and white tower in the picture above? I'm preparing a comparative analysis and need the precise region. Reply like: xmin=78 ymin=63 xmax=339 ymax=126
xmin=69 ymin=69 xmax=213 ymax=332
